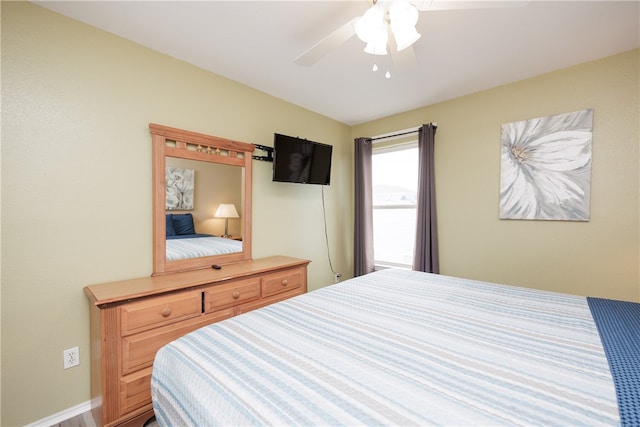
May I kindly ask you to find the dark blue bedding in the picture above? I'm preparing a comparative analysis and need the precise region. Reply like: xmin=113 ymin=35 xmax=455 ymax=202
xmin=588 ymin=297 xmax=640 ymax=426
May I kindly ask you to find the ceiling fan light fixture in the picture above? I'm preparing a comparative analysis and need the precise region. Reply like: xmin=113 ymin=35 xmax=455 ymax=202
xmin=388 ymin=0 xmax=419 ymax=25
xmin=391 ymin=24 xmax=421 ymax=51
xmin=363 ymin=27 xmax=389 ymax=55
xmin=355 ymin=0 xmax=421 ymax=56
xmin=364 ymin=42 xmax=388 ymax=55
xmin=355 ymin=4 xmax=386 ymax=43
xmin=388 ymin=0 xmax=421 ymax=50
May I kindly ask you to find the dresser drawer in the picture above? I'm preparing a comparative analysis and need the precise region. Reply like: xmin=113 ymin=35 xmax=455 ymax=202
xmin=121 ymin=314 xmax=228 ymax=375
xmin=119 ymin=367 xmax=153 ymax=416
xmin=236 ymin=287 xmax=305 ymax=315
xmin=203 ymin=278 xmax=260 ymax=313
xmin=120 ymin=291 xmax=202 ymax=336
xmin=261 ymin=268 xmax=303 ymax=298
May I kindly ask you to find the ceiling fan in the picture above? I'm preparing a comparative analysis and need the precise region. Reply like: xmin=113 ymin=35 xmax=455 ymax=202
xmin=294 ymin=0 xmax=528 ymax=67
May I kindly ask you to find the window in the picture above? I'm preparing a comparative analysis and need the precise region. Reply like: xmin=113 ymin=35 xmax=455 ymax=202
xmin=372 ymin=144 xmax=418 ymax=269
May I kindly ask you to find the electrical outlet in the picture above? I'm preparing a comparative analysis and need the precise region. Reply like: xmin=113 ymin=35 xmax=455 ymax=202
xmin=63 ymin=347 xmax=80 ymax=369
xmin=335 ymin=273 xmax=342 ymax=283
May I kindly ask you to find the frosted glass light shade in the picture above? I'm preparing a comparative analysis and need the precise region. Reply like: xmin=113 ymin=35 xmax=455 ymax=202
xmin=391 ymin=25 xmax=421 ymax=51
xmin=355 ymin=4 xmax=386 ymax=43
xmin=389 ymin=0 xmax=421 ymax=51
xmin=388 ymin=0 xmax=419 ymax=27
xmin=356 ymin=0 xmax=422 ymax=57
xmin=364 ymin=27 xmax=389 ymax=55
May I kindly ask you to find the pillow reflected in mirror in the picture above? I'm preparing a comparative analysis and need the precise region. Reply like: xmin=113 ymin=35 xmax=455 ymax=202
xmin=171 ymin=213 xmax=196 ymax=235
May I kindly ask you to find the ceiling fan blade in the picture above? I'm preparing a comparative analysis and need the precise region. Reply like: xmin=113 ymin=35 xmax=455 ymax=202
xmin=389 ymin=47 xmax=418 ymax=75
xmin=388 ymin=33 xmax=418 ymax=74
xmin=294 ymin=17 xmax=359 ymax=66
xmin=413 ymin=0 xmax=529 ymax=11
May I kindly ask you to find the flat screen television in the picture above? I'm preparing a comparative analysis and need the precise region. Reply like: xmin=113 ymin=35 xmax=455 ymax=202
xmin=272 ymin=133 xmax=333 ymax=185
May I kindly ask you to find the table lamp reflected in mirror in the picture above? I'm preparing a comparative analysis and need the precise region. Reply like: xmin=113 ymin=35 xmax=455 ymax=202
xmin=215 ymin=203 xmax=239 ymax=238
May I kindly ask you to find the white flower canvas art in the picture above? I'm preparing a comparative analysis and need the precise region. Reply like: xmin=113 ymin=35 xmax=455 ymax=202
xmin=166 ymin=168 xmax=195 ymax=210
xmin=499 ymin=109 xmax=593 ymax=221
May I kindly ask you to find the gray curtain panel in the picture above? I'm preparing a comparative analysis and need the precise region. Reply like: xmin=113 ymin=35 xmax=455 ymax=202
xmin=353 ymin=137 xmax=375 ymax=276
xmin=413 ymin=124 xmax=439 ymax=273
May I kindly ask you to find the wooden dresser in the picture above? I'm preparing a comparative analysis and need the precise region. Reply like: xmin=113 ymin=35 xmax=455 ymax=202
xmin=84 ymin=256 xmax=310 ymax=427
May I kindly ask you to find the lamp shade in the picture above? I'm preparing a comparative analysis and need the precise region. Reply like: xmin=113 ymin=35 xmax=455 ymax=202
xmin=356 ymin=0 xmax=422 ymax=58
xmin=391 ymin=24 xmax=421 ymax=51
xmin=364 ymin=28 xmax=389 ymax=55
xmin=355 ymin=4 xmax=386 ymax=43
xmin=214 ymin=203 xmax=239 ymax=219
xmin=388 ymin=0 xmax=419 ymax=27
xmin=389 ymin=0 xmax=421 ymax=51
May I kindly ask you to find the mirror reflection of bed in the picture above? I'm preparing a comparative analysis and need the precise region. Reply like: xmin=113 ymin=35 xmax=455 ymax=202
xmin=164 ymin=157 xmax=243 ymax=261
xmin=165 ymin=213 xmax=242 ymax=261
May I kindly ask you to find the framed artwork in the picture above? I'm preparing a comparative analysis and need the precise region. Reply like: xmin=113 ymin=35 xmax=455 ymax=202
xmin=166 ymin=168 xmax=194 ymax=210
xmin=499 ymin=109 xmax=593 ymax=221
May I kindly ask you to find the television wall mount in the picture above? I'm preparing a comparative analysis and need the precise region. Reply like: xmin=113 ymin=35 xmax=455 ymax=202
xmin=252 ymin=144 xmax=274 ymax=162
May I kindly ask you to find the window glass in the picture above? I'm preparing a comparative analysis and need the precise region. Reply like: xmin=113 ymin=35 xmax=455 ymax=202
xmin=372 ymin=144 xmax=418 ymax=268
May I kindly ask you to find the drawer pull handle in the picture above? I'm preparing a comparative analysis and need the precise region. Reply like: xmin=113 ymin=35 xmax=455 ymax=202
xmin=281 ymin=279 xmax=288 ymax=286
xmin=232 ymin=291 xmax=240 ymax=300
xmin=160 ymin=307 xmax=172 ymax=317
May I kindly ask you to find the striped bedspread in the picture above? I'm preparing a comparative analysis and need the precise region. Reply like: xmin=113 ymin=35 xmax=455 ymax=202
xmin=151 ymin=269 xmax=623 ymax=426
xmin=165 ymin=236 xmax=242 ymax=261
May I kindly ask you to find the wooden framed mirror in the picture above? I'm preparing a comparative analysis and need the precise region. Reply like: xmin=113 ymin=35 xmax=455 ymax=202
xmin=150 ymin=123 xmax=254 ymax=275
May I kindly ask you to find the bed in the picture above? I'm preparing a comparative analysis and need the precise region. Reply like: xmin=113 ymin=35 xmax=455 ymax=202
xmin=165 ymin=213 xmax=242 ymax=261
xmin=151 ymin=269 xmax=639 ymax=426
xmin=166 ymin=235 xmax=243 ymax=261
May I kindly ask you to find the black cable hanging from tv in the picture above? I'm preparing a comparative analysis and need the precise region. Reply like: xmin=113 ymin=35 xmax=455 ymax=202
xmin=321 ymin=186 xmax=341 ymax=282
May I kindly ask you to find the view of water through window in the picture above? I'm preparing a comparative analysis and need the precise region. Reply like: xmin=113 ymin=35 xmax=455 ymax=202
xmin=372 ymin=145 xmax=418 ymax=267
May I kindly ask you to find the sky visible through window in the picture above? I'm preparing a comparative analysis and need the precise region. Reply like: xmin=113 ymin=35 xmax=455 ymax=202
xmin=372 ymin=146 xmax=418 ymax=267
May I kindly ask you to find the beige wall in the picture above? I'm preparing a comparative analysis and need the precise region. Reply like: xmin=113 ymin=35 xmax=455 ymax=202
xmin=1 ymin=3 xmax=352 ymax=425
xmin=2 ymin=2 xmax=638 ymax=426
xmin=353 ymin=49 xmax=639 ymax=302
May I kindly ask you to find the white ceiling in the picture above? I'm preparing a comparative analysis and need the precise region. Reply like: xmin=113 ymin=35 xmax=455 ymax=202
xmin=34 ymin=1 xmax=640 ymax=126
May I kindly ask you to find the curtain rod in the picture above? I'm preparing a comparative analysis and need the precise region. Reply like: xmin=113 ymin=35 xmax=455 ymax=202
xmin=370 ymin=123 xmax=437 ymax=142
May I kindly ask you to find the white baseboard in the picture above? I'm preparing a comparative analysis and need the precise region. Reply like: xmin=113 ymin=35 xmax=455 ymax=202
xmin=26 ymin=400 xmax=92 ymax=427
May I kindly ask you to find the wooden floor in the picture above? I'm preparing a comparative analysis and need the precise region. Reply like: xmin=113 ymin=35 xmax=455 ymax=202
xmin=52 ymin=411 xmax=96 ymax=427
xmin=53 ymin=411 xmax=157 ymax=427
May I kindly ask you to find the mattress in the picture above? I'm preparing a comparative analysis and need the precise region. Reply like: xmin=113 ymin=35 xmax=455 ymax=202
xmin=165 ymin=236 xmax=242 ymax=261
xmin=151 ymin=269 xmax=637 ymax=426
